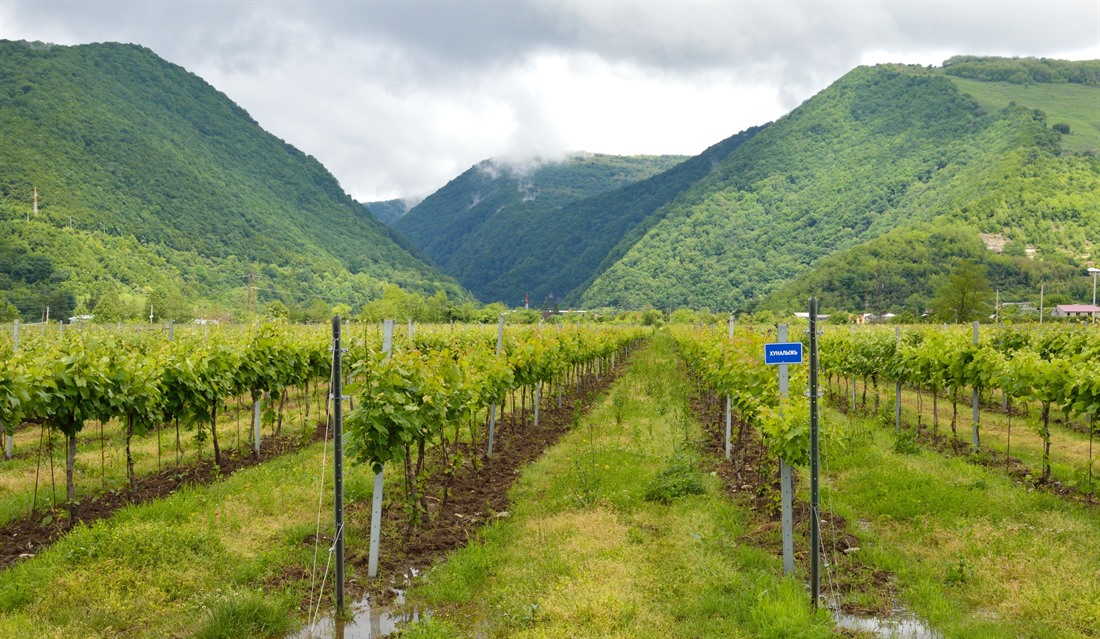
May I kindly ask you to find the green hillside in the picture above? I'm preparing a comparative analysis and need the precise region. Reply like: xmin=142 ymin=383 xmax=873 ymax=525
xmin=392 ymin=153 xmax=689 ymax=304
xmin=364 ymin=199 xmax=413 ymax=225
xmin=757 ymin=222 xmax=1091 ymax=317
xmin=0 ymin=40 xmax=463 ymax=321
xmin=757 ymin=60 xmax=1100 ymax=315
xmin=948 ymin=78 xmax=1100 ymax=154
xmin=515 ymin=128 xmax=764 ymax=308
xmin=579 ymin=61 xmax=1100 ymax=311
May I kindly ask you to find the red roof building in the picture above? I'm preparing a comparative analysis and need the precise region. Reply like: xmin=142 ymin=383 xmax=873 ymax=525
xmin=1051 ymin=304 xmax=1100 ymax=318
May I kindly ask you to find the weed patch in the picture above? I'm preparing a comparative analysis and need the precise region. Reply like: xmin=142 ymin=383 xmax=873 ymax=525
xmin=194 ymin=589 xmax=294 ymax=639
xmin=644 ymin=450 xmax=706 ymax=505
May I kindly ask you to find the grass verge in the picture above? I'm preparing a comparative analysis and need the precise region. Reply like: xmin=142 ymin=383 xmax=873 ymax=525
xmin=0 ymin=441 xmax=371 ymax=638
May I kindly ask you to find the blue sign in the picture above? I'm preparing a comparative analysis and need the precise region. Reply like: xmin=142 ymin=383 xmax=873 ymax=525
xmin=764 ymin=342 xmax=803 ymax=365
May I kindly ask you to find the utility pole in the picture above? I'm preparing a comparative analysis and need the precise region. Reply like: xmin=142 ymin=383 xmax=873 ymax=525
xmin=1088 ymin=268 xmax=1100 ymax=324
xmin=247 ymin=271 xmax=257 ymax=314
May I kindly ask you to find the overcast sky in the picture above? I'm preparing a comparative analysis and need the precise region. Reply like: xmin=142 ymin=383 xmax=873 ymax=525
xmin=2 ymin=1 xmax=1098 ymax=202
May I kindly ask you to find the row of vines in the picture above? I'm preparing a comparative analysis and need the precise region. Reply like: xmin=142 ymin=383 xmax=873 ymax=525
xmin=0 ymin=320 xmax=646 ymax=531
xmin=819 ymin=324 xmax=1100 ymax=482
xmin=671 ymin=325 xmax=811 ymax=467
xmin=0 ymin=323 xmax=330 ymax=504
xmin=671 ymin=323 xmax=1100 ymax=486
xmin=343 ymin=321 xmax=647 ymax=529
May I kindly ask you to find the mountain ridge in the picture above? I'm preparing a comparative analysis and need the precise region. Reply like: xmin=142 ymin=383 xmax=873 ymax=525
xmin=0 ymin=40 xmax=463 ymax=320
xmin=392 ymin=152 xmax=691 ymax=304
xmin=578 ymin=62 xmax=1099 ymax=312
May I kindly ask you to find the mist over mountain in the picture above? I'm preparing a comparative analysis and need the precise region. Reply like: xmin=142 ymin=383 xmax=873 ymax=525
xmin=392 ymin=153 xmax=692 ymax=304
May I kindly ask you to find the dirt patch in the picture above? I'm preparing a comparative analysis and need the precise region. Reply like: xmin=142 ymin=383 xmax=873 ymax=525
xmin=0 ymin=422 xmax=328 ymax=571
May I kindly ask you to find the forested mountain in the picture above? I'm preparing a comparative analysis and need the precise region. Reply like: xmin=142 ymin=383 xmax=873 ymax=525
xmin=363 ymin=199 xmax=415 ymax=225
xmin=3 ymin=44 xmax=1094 ymax=321
xmin=579 ymin=60 xmax=1100 ymax=311
xmin=0 ymin=40 xmax=463 ymax=321
xmin=392 ymin=153 xmax=693 ymax=304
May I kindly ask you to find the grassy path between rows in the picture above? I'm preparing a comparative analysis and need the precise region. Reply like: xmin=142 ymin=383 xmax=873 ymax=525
xmin=396 ymin=334 xmax=833 ymax=638
xmin=4 ymin=332 xmax=1098 ymax=638
xmin=816 ymin=405 xmax=1100 ymax=638
xmin=0 ymin=438 xmax=364 ymax=639
xmin=398 ymin=332 xmax=1100 ymax=639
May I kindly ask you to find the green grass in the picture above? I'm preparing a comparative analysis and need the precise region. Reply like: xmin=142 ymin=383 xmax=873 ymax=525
xmin=0 ymin=441 xmax=374 ymax=638
xmin=818 ymin=407 xmax=1100 ymax=638
xmin=0 ymin=385 xmax=322 ymax=528
xmin=6 ymin=334 xmax=1099 ymax=638
xmin=400 ymin=334 xmax=834 ymax=638
xmin=193 ymin=590 xmax=296 ymax=639
xmin=949 ymin=77 xmax=1100 ymax=154
xmin=841 ymin=381 xmax=1099 ymax=492
xmin=401 ymin=335 xmax=1100 ymax=638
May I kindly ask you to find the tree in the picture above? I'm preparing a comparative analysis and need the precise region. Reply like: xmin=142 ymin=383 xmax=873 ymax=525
xmin=932 ymin=260 xmax=993 ymax=323
xmin=264 ymin=300 xmax=289 ymax=319
xmin=297 ymin=298 xmax=332 ymax=323
xmin=423 ymin=290 xmax=451 ymax=323
xmin=0 ymin=294 xmax=19 ymax=322
xmin=93 ymin=289 xmax=126 ymax=323
xmin=148 ymin=287 xmax=192 ymax=322
xmin=640 ymin=309 xmax=663 ymax=326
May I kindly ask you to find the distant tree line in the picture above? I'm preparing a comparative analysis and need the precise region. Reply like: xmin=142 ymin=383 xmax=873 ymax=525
xmin=943 ymin=56 xmax=1100 ymax=86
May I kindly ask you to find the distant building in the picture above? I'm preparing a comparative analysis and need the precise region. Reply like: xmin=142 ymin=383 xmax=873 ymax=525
xmin=792 ymin=312 xmax=830 ymax=321
xmin=541 ymin=309 xmax=587 ymax=320
xmin=1051 ymin=304 xmax=1100 ymax=318
xmin=855 ymin=313 xmax=895 ymax=325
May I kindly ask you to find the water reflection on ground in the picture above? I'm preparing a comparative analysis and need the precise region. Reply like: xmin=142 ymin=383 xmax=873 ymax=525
xmin=834 ymin=608 xmax=940 ymax=638
xmin=291 ymin=591 xmax=429 ymax=639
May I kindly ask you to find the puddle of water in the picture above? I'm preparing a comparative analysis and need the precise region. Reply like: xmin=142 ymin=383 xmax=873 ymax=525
xmin=833 ymin=609 xmax=940 ymax=639
xmin=291 ymin=589 xmax=431 ymax=639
